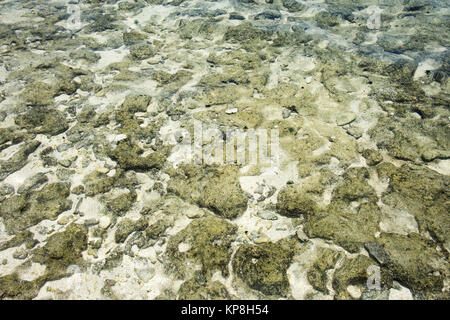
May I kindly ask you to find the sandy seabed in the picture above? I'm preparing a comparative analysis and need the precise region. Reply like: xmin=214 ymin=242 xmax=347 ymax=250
xmin=0 ymin=0 xmax=449 ymax=300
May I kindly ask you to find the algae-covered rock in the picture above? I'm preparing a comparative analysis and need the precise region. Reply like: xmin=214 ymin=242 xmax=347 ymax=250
xmin=167 ymin=164 xmax=248 ymax=219
xmin=144 ymin=218 xmax=171 ymax=240
xmin=332 ymin=255 xmax=387 ymax=300
xmin=20 ymin=81 xmax=57 ymax=106
xmin=315 ymin=12 xmax=342 ymax=28
xmin=0 ymin=182 xmax=72 ymax=234
xmin=177 ymin=279 xmax=231 ymax=300
xmin=166 ymin=216 xmax=237 ymax=279
xmin=0 ymin=128 xmax=29 ymax=152
xmin=152 ymin=70 xmax=193 ymax=87
xmin=276 ymin=183 xmax=319 ymax=218
xmin=281 ymin=0 xmax=305 ymax=12
xmin=301 ymin=167 xmax=380 ymax=252
xmin=369 ymin=116 xmax=449 ymax=163
xmin=105 ymin=189 xmax=137 ymax=216
xmin=114 ymin=106 xmax=157 ymax=141
xmin=362 ymin=149 xmax=383 ymax=166
xmin=123 ymin=31 xmax=147 ymax=45
xmin=83 ymin=171 xmax=115 ymax=196
xmin=232 ymin=238 xmax=300 ymax=296
xmin=0 ymin=230 xmax=37 ymax=251
xmin=17 ymin=172 xmax=48 ymax=194
xmin=103 ymin=247 xmax=124 ymax=270
xmin=0 ymin=273 xmax=46 ymax=300
xmin=0 ymin=141 xmax=41 ymax=181
xmin=196 ymin=85 xmax=253 ymax=108
xmin=376 ymin=232 xmax=449 ymax=295
xmin=304 ymin=200 xmax=381 ymax=253
xmin=379 ymin=164 xmax=450 ymax=247
xmin=121 ymin=94 xmax=151 ymax=113
xmin=177 ymin=17 xmax=221 ymax=40
xmin=114 ymin=217 xmax=148 ymax=243
xmin=199 ymin=66 xmax=250 ymax=87
xmin=84 ymin=14 xmax=118 ymax=32
xmin=332 ymin=167 xmax=377 ymax=202
xmin=32 ymin=223 xmax=88 ymax=277
xmin=254 ymin=10 xmax=281 ymax=20
xmin=108 ymin=140 xmax=167 ymax=171
xmin=307 ymin=248 xmax=342 ymax=293
xmin=130 ymin=44 xmax=156 ymax=60
xmin=15 ymin=107 xmax=68 ymax=136
xmin=224 ymin=22 xmax=273 ymax=42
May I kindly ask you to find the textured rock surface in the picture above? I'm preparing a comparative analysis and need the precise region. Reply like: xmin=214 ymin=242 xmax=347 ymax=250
xmin=232 ymin=238 xmax=300 ymax=296
xmin=0 ymin=0 xmax=448 ymax=300
xmin=166 ymin=216 xmax=237 ymax=279
xmin=167 ymin=164 xmax=248 ymax=219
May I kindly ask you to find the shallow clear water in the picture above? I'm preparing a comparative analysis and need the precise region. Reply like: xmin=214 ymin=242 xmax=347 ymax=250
xmin=0 ymin=0 xmax=448 ymax=300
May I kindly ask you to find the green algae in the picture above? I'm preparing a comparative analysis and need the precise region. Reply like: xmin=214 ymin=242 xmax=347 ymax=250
xmin=332 ymin=255 xmax=391 ymax=300
xmin=304 ymin=200 xmax=381 ymax=253
xmin=32 ymin=223 xmax=88 ymax=276
xmin=232 ymin=238 xmax=301 ymax=296
xmin=106 ymin=189 xmax=137 ymax=216
xmin=379 ymin=164 xmax=450 ymax=247
xmin=0 ymin=141 xmax=41 ymax=181
xmin=276 ymin=184 xmax=319 ymax=218
xmin=177 ymin=279 xmax=231 ymax=300
xmin=307 ymin=248 xmax=342 ymax=294
xmin=0 ymin=273 xmax=46 ymax=300
xmin=144 ymin=218 xmax=171 ymax=240
xmin=15 ymin=107 xmax=69 ymax=136
xmin=0 ymin=182 xmax=72 ymax=234
xmin=130 ymin=44 xmax=156 ymax=60
xmin=166 ymin=216 xmax=237 ymax=279
xmin=0 ymin=224 xmax=89 ymax=300
xmin=167 ymin=164 xmax=248 ymax=219
xmin=0 ymin=231 xmax=37 ymax=252
xmin=115 ymin=217 xmax=148 ymax=243
xmin=376 ymin=232 xmax=449 ymax=296
xmin=20 ymin=81 xmax=57 ymax=106
xmin=108 ymin=140 xmax=167 ymax=171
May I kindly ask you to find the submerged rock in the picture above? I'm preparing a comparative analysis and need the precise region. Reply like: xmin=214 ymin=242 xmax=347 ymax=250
xmin=332 ymin=255 xmax=391 ymax=300
xmin=376 ymin=232 xmax=449 ymax=296
xmin=32 ymin=223 xmax=88 ymax=277
xmin=17 ymin=172 xmax=48 ymax=194
xmin=121 ymin=94 xmax=151 ymax=113
xmin=307 ymin=248 xmax=342 ymax=294
xmin=177 ymin=279 xmax=231 ymax=300
xmin=108 ymin=140 xmax=167 ymax=171
xmin=232 ymin=238 xmax=300 ymax=296
xmin=115 ymin=217 xmax=148 ymax=243
xmin=0 ymin=230 xmax=36 ymax=252
xmin=304 ymin=200 xmax=381 ymax=253
xmin=0 ymin=182 xmax=72 ymax=234
xmin=0 ymin=273 xmax=46 ymax=300
xmin=281 ymin=0 xmax=305 ymax=13
xmin=130 ymin=44 xmax=156 ymax=60
xmin=105 ymin=189 xmax=137 ymax=216
xmin=167 ymin=164 xmax=248 ymax=219
xmin=166 ymin=216 xmax=237 ymax=279
xmin=20 ymin=82 xmax=57 ymax=106
xmin=15 ymin=108 xmax=69 ymax=136
xmin=379 ymin=164 xmax=450 ymax=247
xmin=0 ymin=141 xmax=41 ymax=181
xmin=276 ymin=183 xmax=319 ymax=218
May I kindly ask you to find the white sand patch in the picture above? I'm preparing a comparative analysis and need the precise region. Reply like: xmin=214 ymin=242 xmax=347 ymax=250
xmin=379 ymin=204 xmax=419 ymax=235
xmin=389 ymin=282 xmax=413 ymax=300
xmin=18 ymin=263 xmax=47 ymax=281
xmin=414 ymin=59 xmax=440 ymax=80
